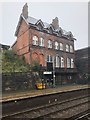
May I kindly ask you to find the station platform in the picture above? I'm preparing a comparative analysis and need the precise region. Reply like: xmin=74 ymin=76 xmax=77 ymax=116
xmin=2 ymin=84 xmax=89 ymax=102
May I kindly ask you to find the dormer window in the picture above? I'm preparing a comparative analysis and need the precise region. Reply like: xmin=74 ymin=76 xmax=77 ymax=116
xmin=70 ymin=45 xmax=74 ymax=53
xmin=36 ymin=19 xmax=44 ymax=30
xmin=48 ymin=24 xmax=54 ymax=34
xmin=49 ymin=27 xmax=53 ymax=34
xmin=55 ymin=41 xmax=59 ymax=50
xmin=37 ymin=23 xmax=43 ymax=30
xmin=66 ymin=44 xmax=69 ymax=52
xmin=60 ymin=43 xmax=63 ymax=51
xmin=32 ymin=36 xmax=38 ymax=45
xmin=48 ymin=40 xmax=52 ymax=48
xmin=40 ymin=38 xmax=44 ymax=47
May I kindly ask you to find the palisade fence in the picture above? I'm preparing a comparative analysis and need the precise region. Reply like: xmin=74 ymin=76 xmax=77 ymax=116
xmin=2 ymin=72 xmax=39 ymax=93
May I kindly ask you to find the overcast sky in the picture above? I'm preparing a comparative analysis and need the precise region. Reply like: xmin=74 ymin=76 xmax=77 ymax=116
xmin=1 ymin=2 xmax=88 ymax=50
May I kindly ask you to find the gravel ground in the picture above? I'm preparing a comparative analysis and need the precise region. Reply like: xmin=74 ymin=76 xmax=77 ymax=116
xmin=12 ymin=96 xmax=89 ymax=119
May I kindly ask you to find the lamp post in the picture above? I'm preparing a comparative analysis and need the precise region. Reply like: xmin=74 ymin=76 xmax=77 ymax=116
xmin=53 ymin=56 xmax=55 ymax=87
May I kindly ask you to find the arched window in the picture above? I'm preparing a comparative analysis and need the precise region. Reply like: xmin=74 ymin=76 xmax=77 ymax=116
xmin=48 ymin=40 xmax=52 ymax=48
xmin=55 ymin=56 xmax=59 ymax=67
xmin=40 ymin=37 xmax=44 ymax=47
xmin=70 ymin=45 xmax=73 ymax=53
xmin=32 ymin=36 xmax=38 ymax=45
xmin=66 ymin=44 xmax=69 ymax=52
xmin=60 ymin=43 xmax=63 ymax=50
xmin=71 ymin=58 xmax=74 ymax=68
xmin=55 ymin=41 xmax=59 ymax=50
xmin=67 ymin=58 xmax=70 ymax=68
xmin=61 ymin=57 xmax=64 ymax=68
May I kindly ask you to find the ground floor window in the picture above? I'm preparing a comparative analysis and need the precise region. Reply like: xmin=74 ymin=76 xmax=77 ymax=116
xmin=67 ymin=58 xmax=70 ymax=68
xmin=47 ymin=55 xmax=53 ymax=62
xmin=71 ymin=58 xmax=74 ymax=68
xmin=61 ymin=57 xmax=64 ymax=68
xmin=55 ymin=56 xmax=59 ymax=68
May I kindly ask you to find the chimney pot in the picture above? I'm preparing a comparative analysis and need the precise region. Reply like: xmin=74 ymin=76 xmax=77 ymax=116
xmin=22 ymin=3 xmax=28 ymax=19
xmin=52 ymin=17 xmax=59 ymax=30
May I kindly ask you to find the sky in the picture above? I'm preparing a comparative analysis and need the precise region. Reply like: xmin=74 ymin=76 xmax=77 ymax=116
xmin=1 ymin=1 xmax=88 ymax=50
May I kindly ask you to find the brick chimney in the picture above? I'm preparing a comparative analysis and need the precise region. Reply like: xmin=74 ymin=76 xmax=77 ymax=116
xmin=52 ymin=17 xmax=59 ymax=30
xmin=22 ymin=3 xmax=28 ymax=19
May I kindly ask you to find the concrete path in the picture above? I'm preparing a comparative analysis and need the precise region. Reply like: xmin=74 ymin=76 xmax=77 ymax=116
xmin=2 ymin=84 xmax=89 ymax=102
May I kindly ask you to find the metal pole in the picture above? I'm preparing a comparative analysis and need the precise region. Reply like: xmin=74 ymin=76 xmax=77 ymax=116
xmin=53 ymin=56 xmax=55 ymax=87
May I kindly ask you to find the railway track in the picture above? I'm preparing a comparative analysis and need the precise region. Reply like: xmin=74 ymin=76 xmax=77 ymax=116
xmin=2 ymin=88 xmax=89 ymax=119
xmin=74 ymin=112 xmax=90 ymax=120
xmin=2 ymin=95 xmax=89 ymax=119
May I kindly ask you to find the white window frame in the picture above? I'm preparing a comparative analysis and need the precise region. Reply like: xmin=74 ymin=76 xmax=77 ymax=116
xmin=47 ymin=55 xmax=53 ymax=62
xmin=40 ymin=37 xmax=44 ymax=47
xmin=71 ymin=58 xmax=74 ymax=68
xmin=55 ymin=56 xmax=59 ymax=68
xmin=55 ymin=41 xmax=59 ymax=50
xmin=32 ymin=36 xmax=38 ymax=45
xmin=60 ymin=43 xmax=63 ymax=51
xmin=48 ymin=40 xmax=52 ymax=48
xmin=67 ymin=58 xmax=70 ymax=68
xmin=66 ymin=44 xmax=69 ymax=52
xmin=61 ymin=57 xmax=64 ymax=68
xmin=70 ymin=45 xmax=73 ymax=53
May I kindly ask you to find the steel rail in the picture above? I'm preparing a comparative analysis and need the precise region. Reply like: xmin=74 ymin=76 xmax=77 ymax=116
xmin=2 ymin=95 xmax=89 ymax=119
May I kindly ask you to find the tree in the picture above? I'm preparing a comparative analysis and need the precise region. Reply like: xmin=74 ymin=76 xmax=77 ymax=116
xmin=2 ymin=50 xmax=31 ymax=73
xmin=31 ymin=60 xmax=40 ymax=72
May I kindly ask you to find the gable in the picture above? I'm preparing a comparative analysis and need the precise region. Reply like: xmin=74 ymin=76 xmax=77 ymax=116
xmin=47 ymin=24 xmax=54 ymax=33
xmin=37 ymin=22 xmax=43 ymax=30
xmin=49 ymin=27 xmax=53 ymax=34
xmin=35 ymin=19 xmax=44 ymax=30
xmin=15 ymin=15 xmax=29 ymax=37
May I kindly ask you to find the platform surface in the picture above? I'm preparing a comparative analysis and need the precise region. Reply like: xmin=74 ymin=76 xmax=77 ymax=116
xmin=2 ymin=84 xmax=89 ymax=102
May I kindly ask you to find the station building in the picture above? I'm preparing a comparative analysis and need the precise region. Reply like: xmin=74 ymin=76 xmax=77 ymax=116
xmin=12 ymin=3 xmax=77 ymax=85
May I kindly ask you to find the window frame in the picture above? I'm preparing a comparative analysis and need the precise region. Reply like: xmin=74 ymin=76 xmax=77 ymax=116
xmin=47 ymin=55 xmax=53 ymax=62
xmin=55 ymin=56 xmax=59 ymax=68
xmin=71 ymin=58 xmax=74 ymax=68
xmin=48 ymin=40 xmax=52 ymax=48
xmin=32 ymin=36 xmax=38 ymax=45
xmin=66 ymin=44 xmax=69 ymax=52
xmin=70 ymin=45 xmax=74 ymax=53
xmin=60 ymin=43 xmax=63 ymax=51
xmin=61 ymin=57 xmax=64 ymax=68
xmin=55 ymin=41 xmax=59 ymax=50
xmin=40 ymin=37 xmax=44 ymax=47
xmin=67 ymin=58 xmax=70 ymax=68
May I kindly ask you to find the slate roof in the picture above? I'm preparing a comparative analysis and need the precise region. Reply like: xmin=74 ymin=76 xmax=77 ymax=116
xmin=15 ymin=14 xmax=76 ymax=40
xmin=27 ymin=16 xmax=38 ymax=25
xmin=26 ymin=16 xmax=72 ymax=35
xmin=27 ymin=16 xmax=50 ymax=28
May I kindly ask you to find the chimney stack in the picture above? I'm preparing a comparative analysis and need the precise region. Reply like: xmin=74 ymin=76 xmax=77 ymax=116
xmin=52 ymin=17 xmax=59 ymax=30
xmin=22 ymin=3 xmax=28 ymax=19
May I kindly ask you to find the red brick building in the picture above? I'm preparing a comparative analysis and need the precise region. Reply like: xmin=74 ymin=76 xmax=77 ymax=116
xmin=12 ymin=3 xmax=77 ymax=85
